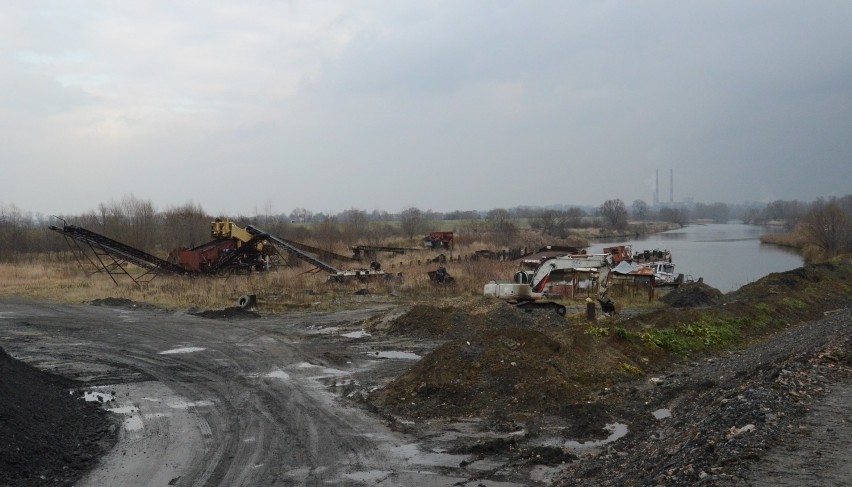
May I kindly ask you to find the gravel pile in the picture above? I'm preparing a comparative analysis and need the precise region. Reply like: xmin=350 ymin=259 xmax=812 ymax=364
xmin=0 ymin=346 xmax=117 ymax=486
xmin=661 ymin=282 xmax=725 ymax=308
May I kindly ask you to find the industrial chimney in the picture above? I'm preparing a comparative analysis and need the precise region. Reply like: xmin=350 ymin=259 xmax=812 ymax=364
xmin=670 ymin=168 xmax=674 ymax=204
xmin=654 ymin=170 xmax=659 ymax=207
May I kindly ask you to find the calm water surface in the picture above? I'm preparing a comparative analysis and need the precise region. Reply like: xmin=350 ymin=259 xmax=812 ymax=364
xmin=590 ymin=223 xmax=803 ymax=293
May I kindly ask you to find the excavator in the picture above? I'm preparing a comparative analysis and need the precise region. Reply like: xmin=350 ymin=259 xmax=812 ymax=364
xmin=484 ymin=253 xmax=615 ymax=316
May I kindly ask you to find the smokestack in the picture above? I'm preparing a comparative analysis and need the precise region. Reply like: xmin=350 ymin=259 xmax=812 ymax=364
xmin=654 ymin=170 xmax=659 ymax=206
xmin=670 ymin=168 xmax=674 ymax=204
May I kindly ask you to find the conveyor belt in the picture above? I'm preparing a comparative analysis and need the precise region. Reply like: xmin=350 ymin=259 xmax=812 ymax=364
xmin=246 ymin=225 xmax=341 ymax=274
xmin=49 ymin=224 xmax=186 ymax=275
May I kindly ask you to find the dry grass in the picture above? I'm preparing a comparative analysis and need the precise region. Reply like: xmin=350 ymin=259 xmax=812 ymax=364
xmin=760 ymin=228 xmax=809 ymax=249
xmin=0 ymin=251 xmax=668 ymax=314
xmin=758 ymin=227 xmax=833 ymax=262
xmin=0 ymin=256 xmax=517 ymax=311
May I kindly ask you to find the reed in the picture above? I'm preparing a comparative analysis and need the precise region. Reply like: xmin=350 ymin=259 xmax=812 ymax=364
xmin=0 ymin=257 xmax=515 ymax=310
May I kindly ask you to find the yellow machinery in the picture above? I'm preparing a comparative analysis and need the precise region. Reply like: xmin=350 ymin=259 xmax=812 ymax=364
xmin=211 ymin=219 xmax=262 ymax=250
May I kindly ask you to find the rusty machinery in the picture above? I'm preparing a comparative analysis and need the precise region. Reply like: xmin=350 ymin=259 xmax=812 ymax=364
xmin=49 ymin=219 xmax=388 ymax=285
xmin=422 ymin=231 xmax=453 ymax=249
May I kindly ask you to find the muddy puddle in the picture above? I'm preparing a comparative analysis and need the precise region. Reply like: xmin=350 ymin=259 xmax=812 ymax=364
xmin=342 ymin=330 xmax=371 ymax=338
xmin=653 ymin=408 xmax=672 ymax=419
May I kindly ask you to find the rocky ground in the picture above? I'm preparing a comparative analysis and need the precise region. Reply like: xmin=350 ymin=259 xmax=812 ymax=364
xmin=556 ymin=307 xmax=852 ymax=486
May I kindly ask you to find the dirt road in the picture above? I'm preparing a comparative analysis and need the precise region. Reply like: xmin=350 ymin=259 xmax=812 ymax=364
xmin=0 ymin=298 xmax=523 ymax=486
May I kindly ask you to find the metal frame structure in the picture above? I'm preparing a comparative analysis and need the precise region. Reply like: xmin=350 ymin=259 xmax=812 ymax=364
xmin=49 ymin=220 xmax=390 ymax=286
xmin=49 ymin=221 xmax=186 ymax=285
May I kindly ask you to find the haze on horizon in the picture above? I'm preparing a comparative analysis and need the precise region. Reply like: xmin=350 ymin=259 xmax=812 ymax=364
xmin=2 ymin=1 xmax=851 ymax=218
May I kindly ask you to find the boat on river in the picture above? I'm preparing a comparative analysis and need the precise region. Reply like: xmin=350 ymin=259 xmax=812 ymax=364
xmin=608 ymin=246 xmax=683 ymax=286
xmin=640 ymin=261 xmax=680 ymax=286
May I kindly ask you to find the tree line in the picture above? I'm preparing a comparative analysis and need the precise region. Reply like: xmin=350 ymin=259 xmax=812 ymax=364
xmin=0 ymin=195 xmax=848 ymax=262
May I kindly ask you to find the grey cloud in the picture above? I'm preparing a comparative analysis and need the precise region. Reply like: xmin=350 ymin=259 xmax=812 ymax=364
xmin=0 ymin=68 xmax=94 ymax=115
xmin=2 ymin=1 xmax=851 ymax=215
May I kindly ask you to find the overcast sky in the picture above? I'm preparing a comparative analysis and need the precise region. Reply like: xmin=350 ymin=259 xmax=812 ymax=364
xmin=2 ymin=1 xmax=851 ymax=217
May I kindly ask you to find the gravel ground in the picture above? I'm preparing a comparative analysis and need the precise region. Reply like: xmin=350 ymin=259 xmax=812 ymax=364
xmin=555 ymin=306 xmax=852 ymax=486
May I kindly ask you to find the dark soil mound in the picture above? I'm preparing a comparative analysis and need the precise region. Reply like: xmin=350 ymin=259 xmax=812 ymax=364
xmin=190 ymin=306 xmax=260 ymax=320
xmin=369 ymin=301 xmax=640 ymax=420
xmin=379 ymin=300 xmax=562 ymax=340
xmin=191 ymin=307 xmax=261 ymax=320
xmin=661 ymin=282 xmax=724 ymax=308
xmin=89 ymin=297 xmax=137 ymax=307
xmin=0 ymin=346 xmax=117 ymax=486
xmin=732 ymin=261 xmax=847 ymax=300
xmin=382 ymin=304 xmax=476 ymax=339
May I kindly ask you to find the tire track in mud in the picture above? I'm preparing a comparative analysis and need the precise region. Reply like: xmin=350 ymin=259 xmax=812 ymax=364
xmin=1 ymin=300 xmax=502 ymax=486
xmin=85 ymin=325 xmax=296 ymax=486
xmin=2 ymin=302 xmax=305 ymax=485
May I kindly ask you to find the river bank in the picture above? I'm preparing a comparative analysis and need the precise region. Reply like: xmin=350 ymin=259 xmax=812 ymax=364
xmin=569 ymin=221 xmax=681 ymax=241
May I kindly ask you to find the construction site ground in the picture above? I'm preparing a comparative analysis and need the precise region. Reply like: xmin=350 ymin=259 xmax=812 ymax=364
xmin=1 ymin=260 xmax=851 ymax=486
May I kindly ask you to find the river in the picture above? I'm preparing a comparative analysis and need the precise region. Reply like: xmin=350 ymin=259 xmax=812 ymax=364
xmin=589 ymin=223 xmax=803 ymax=293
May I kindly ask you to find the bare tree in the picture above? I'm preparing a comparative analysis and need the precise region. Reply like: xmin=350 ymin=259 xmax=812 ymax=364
xmin=91 ymin=195 xmax=157 ymax=250
xmin=340 ymin=208 xmax=369 ymax=243
xmin=445 ymin=210 xmax=480 ymax=220
xmin=260 ymin=200 xmax=274 ymax=227
xmin=565 ymin=207 xmax=587 ymax=228
xmin=533 ymin=209 xmax=559 ymax=236
xmin=600 ymin=199 xmax=628 ymax=230
xmin=315 ymin=215 xmax=342 ymax=249
xmin=125 ymin=196 xmax=157 ymax=251
xmin=659 ymin=206 xmax=690 ymax=225
xmin=763 ymin=200 xmax=805 ymax=229
xmin=487 ymin=208 xmax=518 ymax=246
xmin=632 ymin=200 xmax=649 ymax=221
xmin=399 ymin=207 xmax=424 ymax=240
xmin=161 ymin=201 xmax=208 ymax=250
xmin=0 ymin=204 xmax=26 ymax=260
xmin=800 ymin=197 xmax=852 ymax=258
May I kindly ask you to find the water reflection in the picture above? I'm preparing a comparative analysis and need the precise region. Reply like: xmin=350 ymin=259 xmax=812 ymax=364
xmin=591 ymin=223 xmax=803 ymax=293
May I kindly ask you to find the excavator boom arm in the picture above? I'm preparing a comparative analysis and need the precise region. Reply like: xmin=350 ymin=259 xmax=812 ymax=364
xmin=528 ymin=255 xmax=611 ymax=292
